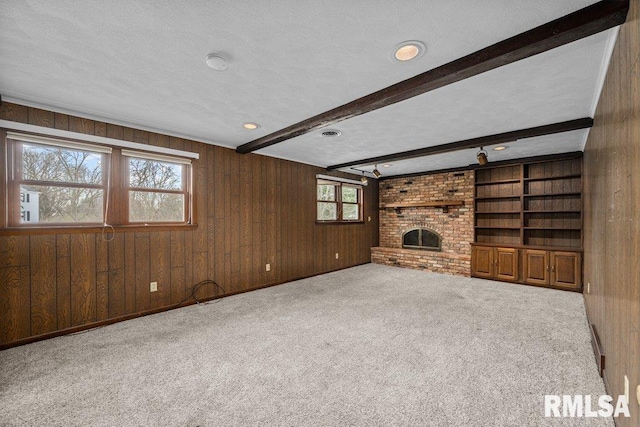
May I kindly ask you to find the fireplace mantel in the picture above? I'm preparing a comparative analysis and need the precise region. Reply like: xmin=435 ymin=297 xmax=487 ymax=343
xmin=379 ymin=200 xmax=464 ymax=213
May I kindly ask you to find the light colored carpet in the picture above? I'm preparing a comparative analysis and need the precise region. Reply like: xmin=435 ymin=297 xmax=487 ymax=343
xmin=0 ymin=264 xmax=611 ymax=426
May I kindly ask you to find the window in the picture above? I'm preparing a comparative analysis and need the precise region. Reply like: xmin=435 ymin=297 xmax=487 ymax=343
xmin=5 ymin=132 xmax=193 ymax=228
xmin=122 ymin=150 xmax=190 ymax=223
xmin=316 ymin=178 xmax=362 ymax=222
xmin=7 ymin=134 xmax=110 ymax=226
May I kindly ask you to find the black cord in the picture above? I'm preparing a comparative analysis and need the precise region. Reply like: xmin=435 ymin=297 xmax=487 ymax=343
xmin=66 ymin=279 xmax=225 ymax=337
xmin=182 ymin=279 xmax=226 ymax=306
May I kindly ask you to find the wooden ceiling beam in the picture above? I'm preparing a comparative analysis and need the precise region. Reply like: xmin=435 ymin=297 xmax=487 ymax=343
xmin=326 ymin=118 xmax=593 ymax=170
xmin=236 ymin=1 xmax=627 ymax=155
xmin=378 ymin=151 xmax=584 ymax=181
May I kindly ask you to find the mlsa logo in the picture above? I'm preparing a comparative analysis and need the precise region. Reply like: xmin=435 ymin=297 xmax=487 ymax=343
xmin=544 ymin=395 xmax=630 ymax=418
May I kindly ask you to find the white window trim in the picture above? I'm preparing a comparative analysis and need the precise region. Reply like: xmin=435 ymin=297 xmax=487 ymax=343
xmin=315 ymin=174 xmax=366 ymax=186
xmin=7 ymin=132 xmax=113 ymax=154
xmin=1 ymin=119 xmax=199 ymax=160
xmin=121 ymin=149 xmax=191 ymax=165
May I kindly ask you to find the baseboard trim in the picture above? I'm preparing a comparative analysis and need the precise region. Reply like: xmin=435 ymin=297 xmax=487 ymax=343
xmin=589 ymin=323 xmax=605 ymax=377
xmin=0 ymin=262 xmax=370 ymax=351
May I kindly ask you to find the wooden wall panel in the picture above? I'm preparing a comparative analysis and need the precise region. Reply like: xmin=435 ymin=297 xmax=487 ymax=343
xmin=149 ymin=231 xmax=171 ymax=308
xmin=56 ymin=235 xmax=71 ymax=328
xmin=107 ymin=233 xmax=125 ymax=317
xmin=0 ymin=102 xmax=379 ymax=346
xmin=29 ymin=235 xmax=57 ymax=335
xmin=123 ymin=233 xmax=136 ymax=315
xmin=169 ymin=231 xmax=186 ymax=304
xmin=28 ymin=108 xmax=54 ymax=128
xmin=0 ymin=266 xmax=30 ymax=342
xmin=583 ymin=2 xmax=639 ymax=426
xmin=70 ymin=234 xmax=96 ymax=326
xmin=134 ymin=232 xmax=150 ymax=312
xmin=95 ymin=236 xmax=109 ymax=321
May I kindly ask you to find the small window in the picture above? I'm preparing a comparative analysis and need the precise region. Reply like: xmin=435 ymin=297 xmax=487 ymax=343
xmin=122 ymin=150 xmax=191 ymax=224
xmin=7 ymin=135 xmax=109 ymax=226
xmin=316 ymin=179 xmax=362 ymax=222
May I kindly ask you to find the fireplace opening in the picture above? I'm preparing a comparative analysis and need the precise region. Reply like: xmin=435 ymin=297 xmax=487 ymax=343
xmin=402 ymin=228 xmax=442 ymax=251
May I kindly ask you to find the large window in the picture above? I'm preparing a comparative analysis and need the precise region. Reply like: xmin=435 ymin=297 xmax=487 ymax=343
xmin=316 ymin=178 xmax=362 ymax=222
xmin=5 ymin=132 xmax=193 ymax=228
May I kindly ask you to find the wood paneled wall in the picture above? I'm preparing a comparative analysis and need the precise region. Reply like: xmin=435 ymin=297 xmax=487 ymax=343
xmin=583 ymin=1 xmax=639 ymax=425
xmin=0 ymin=103 xmax=379 ymax=347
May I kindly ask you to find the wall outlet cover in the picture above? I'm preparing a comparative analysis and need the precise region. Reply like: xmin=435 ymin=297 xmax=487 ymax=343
xmin=150 ymin=281 xmax=158 ymax=292
xmin=624 ymin=375 xmax=629 ymax=402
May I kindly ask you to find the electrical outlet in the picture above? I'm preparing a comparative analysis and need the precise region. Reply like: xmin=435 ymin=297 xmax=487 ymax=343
xmin=335 ymin=253 xmax=339 ymax=259
xmin=150 ymin=281 xmax=158 ymax=292
xmin=624 ymin=375 xmax=629 ymax=403
xmin=266 ymin=263 xmax=271 ymax=272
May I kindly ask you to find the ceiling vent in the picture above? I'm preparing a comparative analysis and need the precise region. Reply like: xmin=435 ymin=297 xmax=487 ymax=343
xmin=320 ymin=129 xmax=341 ymax=137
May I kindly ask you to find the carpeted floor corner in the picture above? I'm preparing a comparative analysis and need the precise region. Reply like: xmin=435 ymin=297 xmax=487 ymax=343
xmin=0 ymin=264 xmax=612 ymax=426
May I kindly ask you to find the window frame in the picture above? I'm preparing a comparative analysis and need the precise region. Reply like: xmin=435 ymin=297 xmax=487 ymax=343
xmin=121 ymin=150 xmax=192 ymax=225
xmin=6 ymin=135 xmax=110 ymax=228
xmin=3 ymin=130 xmax=195 ymax=231
xmin=316 ymin=178 xmax=364 ymax=223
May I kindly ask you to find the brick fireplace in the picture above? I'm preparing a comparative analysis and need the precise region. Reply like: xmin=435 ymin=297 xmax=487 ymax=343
xmin=371 ymin=170 xmax=474 ymax=276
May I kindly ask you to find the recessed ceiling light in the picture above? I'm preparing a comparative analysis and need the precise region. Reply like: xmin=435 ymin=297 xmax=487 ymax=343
xmin=242 ymin=122 xmax=260 ymax=130
xmin=382 ymin=164 xmax=392 ymax=168
xmin=391 ymin=41 xmax=426 ymax=62
xmin=205 ymin=53 xmax=229 ymax=71
xmin=320 ymin=129 xmax=341 ymax=137
xmin=493 ymin=146 xmax=508 ymax=151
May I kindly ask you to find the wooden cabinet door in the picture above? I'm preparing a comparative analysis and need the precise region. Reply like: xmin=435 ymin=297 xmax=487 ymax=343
xmin=551 ymin=251 xmax=582 ymax=290
xmin=495 ymin=247 xmax=519 ymax=282
xmin=523 ymin=249 xmax=549 ymax=286
xmin=471 ymin=246 xmax=494 ymax=278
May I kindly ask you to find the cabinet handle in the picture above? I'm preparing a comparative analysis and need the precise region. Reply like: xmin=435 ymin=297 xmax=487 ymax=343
xmin=546 ymin=265 xmax=549 ymax=272
xmin=551 ymin=266 xmax=555 ymax=272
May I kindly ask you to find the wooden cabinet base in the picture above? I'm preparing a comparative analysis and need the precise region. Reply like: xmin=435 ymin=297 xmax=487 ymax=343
xmin=472 ymin=244 xmax=582 ymax=292
xmin=471 ymin=246 xmax=519 ymax=283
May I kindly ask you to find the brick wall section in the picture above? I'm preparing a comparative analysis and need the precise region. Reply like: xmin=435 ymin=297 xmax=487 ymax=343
xmin=370 ymin=247 xmax=471 ymax=276
xmin=372 ymin=170 xmax=474 ymax=277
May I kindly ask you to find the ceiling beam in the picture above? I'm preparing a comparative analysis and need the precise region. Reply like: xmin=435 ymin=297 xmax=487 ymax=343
xmin=236 ymin=0 xmax=628 ymax=155
xmin=378 ymin=152 xmax=584 ymax=181
xmin=326 ymin=118 xmax=593 ymax=170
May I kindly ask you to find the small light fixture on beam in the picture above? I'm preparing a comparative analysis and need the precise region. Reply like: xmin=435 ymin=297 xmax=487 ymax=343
xmin=477 ymin=147 xmax=489 ymax=166
xmin=360 ymin=171 xmax=368 ymax=185
xmin=372 ymin=165 xmax=382 ymax=178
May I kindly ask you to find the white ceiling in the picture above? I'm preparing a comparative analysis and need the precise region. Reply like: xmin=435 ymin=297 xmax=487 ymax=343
xmin=0 ymin=0 xmax=618 ymax=177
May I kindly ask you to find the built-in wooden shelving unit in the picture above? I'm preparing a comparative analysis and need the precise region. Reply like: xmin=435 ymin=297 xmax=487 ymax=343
xmin=471 ymin=156 xmax=583 ymax=291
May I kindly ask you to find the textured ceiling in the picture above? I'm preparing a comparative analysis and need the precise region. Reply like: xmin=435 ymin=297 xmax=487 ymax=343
xmin=0 ymin=0 xmax=618 ymax=176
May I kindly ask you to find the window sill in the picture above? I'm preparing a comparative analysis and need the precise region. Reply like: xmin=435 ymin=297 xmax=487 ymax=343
xmin=315 ymin=220 xmax=365 ymax=225
xmin=0 ymin=223 xmax=198 ymax=236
